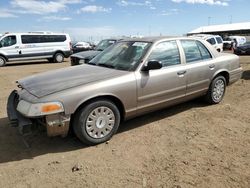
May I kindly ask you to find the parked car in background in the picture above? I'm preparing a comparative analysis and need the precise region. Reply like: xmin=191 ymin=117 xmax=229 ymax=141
xmin=191 ymin=34 xmax=223 ymax=52
xmin=7 ymin=36 xmax=242 ymax=145
xmin=229 ymin=36 xmax=246 ymax=47
xmin=0 ymin=32 xmax=72 ymax=66
xmin=234 ymin=42 xmax=250 ymax=55
xmin=70 ymin=38 xmax=120 ymax=66
xmin=223 ymin=37 xmax=233 ymax=50
xmin=72 ymin=41 xmax=93 ymax=53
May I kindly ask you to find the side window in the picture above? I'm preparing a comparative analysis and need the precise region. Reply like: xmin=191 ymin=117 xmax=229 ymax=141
xmin=21 ymin=35 xmax=66 ymax=44
xmin=216 ymin=37 xmax=223 ymax=44
xmin=181 ymin=40 xmax=212 ymax=63
xmin=0 ymin=35 xmax=17 ymax=47
xmin=196 ymin=41 xmax=212 ymax=60
xmin=181 ymin=40 xmax=202 ymax=63
xmin=148 ymin=41 xmax=180 ymax=67
xmin=206 ymin=38 xmax=216 ymax=45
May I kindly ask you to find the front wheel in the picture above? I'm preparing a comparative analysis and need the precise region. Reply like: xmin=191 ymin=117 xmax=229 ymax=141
xmin=54 ymin=53 xmax=64 ymax=63
xmin=0 ymin=56 xmax=6 ymax=67
xmin=73 ymin=100 xmax=121 ymax=145
xmin=205 ymin=76 xmax=226 ymax=104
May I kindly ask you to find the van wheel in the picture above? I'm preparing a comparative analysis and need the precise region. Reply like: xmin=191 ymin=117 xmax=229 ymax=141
xmin=205 ymin=76 xmax=226 ymax=104
xmin=54 ymin=53 xmax=64 ymax=63
xmin=0 ymin=56 xmax=6 ymax=67
xmin=73 ymin=100 xmax=120 ymax=145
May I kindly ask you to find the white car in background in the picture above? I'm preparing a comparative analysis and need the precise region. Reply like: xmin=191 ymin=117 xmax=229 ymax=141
xmin=191 ymin=34 xmax=223 ymax=52
xmin=229 ymin=36 xmax=246 ymax=46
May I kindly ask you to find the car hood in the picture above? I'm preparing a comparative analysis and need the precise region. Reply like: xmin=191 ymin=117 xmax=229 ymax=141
xmin=71 ymin=50 xmax=101 ymax=59
xmin=17 ymin=64 xmax=127 ymax=98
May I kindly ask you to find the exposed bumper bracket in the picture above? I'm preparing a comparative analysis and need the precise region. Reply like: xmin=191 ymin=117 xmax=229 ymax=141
xmin=7 ymin=90 xmax=33 ymax=135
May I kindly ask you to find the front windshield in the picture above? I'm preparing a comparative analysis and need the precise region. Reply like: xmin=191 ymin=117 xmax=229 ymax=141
xmin=90 ymin=41 xmax=151 ymax=71
xmin=95 ymin=39 xmax=116 ymax=51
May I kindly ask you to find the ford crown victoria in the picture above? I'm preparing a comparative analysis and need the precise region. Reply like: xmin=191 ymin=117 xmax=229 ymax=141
xmin=7 ymin=37 xmax=242 ymax=145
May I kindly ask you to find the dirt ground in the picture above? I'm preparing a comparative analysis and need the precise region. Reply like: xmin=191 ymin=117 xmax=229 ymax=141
xmin=0 ymin=56 xmax=249 ymax=188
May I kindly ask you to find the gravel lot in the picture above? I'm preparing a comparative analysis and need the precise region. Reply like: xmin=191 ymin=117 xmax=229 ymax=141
xmin=0 ymin=56 xmax=249 ymax=187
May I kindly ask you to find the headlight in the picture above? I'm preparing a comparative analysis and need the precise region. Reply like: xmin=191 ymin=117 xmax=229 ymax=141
xmin=79 ymin=59 xmax=85 ymax=64
xmin=17 ymin=100 xmax=64 ymax=117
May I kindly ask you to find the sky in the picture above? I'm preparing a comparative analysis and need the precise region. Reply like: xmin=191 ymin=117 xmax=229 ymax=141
xmin=0 ymin=0 xmax=250 ymax=41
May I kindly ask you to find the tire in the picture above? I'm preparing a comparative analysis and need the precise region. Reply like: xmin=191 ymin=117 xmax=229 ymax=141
xmin=205 ymin=76 xmax=226 ymax=104
xmin=0 ymin=56 xmax=6 ymax=67
xmin=54 ymin=52 xmax=64 ymax=63
xmin=73 ymin=100 xmax=121 ymax=145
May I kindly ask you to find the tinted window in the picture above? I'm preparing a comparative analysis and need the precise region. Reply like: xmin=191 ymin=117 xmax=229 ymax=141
xmin=148 ymin=41 xmax=180 ymax=67
xmin=0 ymin=35 xmax=16 ymax=47
xmin=21 ymin=35 xmax=66 ymax=44
xmin=216 ymin=37 xmax=223 ymax=44
xmin=206 ymin=38 xmax=216 ymax=45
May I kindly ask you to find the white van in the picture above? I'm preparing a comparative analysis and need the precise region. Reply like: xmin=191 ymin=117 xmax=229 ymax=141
xmin=229 ymin=36 xmax=246 ymax=46
xmin=191 ymin=34 xmax=223 ymax=52
xmin=0 ymin=32 xmax=72 ymax=66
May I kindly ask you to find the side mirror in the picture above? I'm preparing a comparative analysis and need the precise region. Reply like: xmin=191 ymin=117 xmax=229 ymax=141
xmin=142 ymin=60 xmax=162 ymax=71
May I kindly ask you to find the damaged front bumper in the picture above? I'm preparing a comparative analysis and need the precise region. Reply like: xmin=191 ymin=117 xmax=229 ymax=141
xmin=7 ymin=90 xmax=70 ymax=137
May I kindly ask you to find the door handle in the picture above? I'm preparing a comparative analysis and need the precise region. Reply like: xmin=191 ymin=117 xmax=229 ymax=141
xmin=209 ymin=64 xmax=215 ymax=69
xmin=15 ymin=46 xmax=19 ymax=49
xmin=177 ymin=70 xmax=186 ymax=76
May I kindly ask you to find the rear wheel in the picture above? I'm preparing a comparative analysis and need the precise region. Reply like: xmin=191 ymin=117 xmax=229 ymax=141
xmin=54 ymin=52 xmax=64 ymax=63
xmin=205 ymin=76 xmax=226 ymax=104
xmin=73 ymin=100 xmax=120 ymax=145
xmin=0 ymin=56 xmax=6 ymax=67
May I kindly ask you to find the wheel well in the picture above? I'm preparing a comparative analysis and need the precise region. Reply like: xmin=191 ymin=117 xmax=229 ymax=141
xmin=0 ymin=54 xmax=7 ymax=62
xmin=54 ymin=50 xmax=65 ymax=57
xmin=70 ymin=95 xmax=125 ymax=126
xmin=215 ymin=71 xmax=229 ymax=85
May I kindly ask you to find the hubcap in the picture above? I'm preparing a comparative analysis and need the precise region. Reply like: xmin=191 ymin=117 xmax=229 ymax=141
xmin=0 ymin=58 xmax=5 ymax=66
xmin=56 ymin=54 xmax=63 ymax=62
xmin=212 ymin=79 xmax=225 ymax=101
xmin=85 ymin=106 xmax=115 ymax=139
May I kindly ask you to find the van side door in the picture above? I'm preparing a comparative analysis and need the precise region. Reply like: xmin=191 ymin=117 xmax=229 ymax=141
xmin=0 ymin=35 xmax=20 ymax=60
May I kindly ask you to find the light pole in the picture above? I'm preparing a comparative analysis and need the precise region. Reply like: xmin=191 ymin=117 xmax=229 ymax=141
xmin=208 ymin=16 xmax=211 ymax=26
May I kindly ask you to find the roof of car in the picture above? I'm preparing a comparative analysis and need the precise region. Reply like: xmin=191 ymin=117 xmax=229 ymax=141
xmin=120 ymin=36 xmax=195 ymax=43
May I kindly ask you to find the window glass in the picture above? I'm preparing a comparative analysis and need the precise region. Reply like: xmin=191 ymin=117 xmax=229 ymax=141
xmin=181 ymin=40 xmax=202 ymax=63
xmin=148 ymin=41 xmax=180 ymax=67
xmin=196 ymin=41 xmax=212 ymax=60
xmin=90 ymin=41 xmax=151 ymax=71
xmin=95 ymin=40 xmax=116 ymax=51
xmin=216 ymin=37 xmax=223 ymax=44
xmin=0 ymin=35 xmax=16 ymax=47
xmin=206 ymin=38 xmax=216 ymax=45
xmin=21 ymin=35 xmax=66 ymax=44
